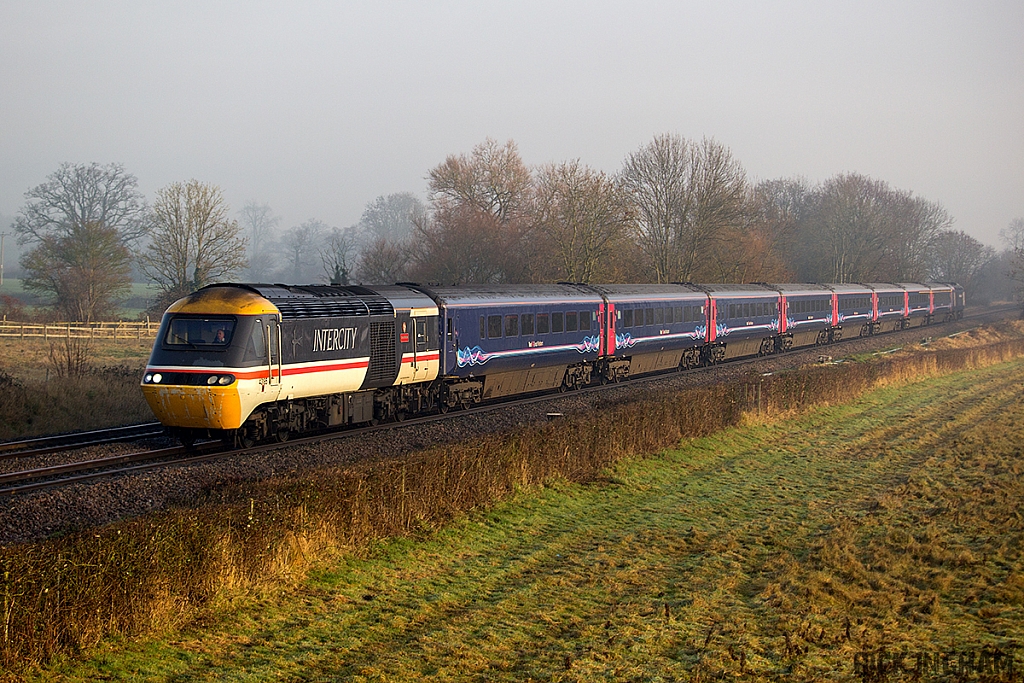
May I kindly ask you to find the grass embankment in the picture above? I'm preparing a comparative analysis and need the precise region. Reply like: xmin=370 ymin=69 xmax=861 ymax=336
xmin=39 ymin=356 xmax=1024 ymax=682
xmin=0 ymin=337 xmax=153 ymax=440
xmin=3 ymin=324 xmax=1024 ymax=679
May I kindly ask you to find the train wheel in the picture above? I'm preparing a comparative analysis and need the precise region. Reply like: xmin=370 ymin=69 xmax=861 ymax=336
xmin=275 ymin=428 xmax=290 ymax=443
xmin=238 ymin=427 xmax=257 ymax=449
xmin=439 ymin=401 xmax=450 ymax=414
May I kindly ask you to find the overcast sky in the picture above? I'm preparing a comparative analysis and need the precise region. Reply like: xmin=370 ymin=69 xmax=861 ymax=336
xmin=1 ymin=1 xmax=1021 ymax=248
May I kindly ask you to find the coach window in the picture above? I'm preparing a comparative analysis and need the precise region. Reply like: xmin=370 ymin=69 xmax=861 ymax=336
xmin=488 ymin=315 xmax=502 ymax=339
xmin=674 ymin=307 xmax=682 ymax=323
xmin=623 ymin=309 xmax=633 ymax=328
xmin=652 ymin=308 xmax=662 ymax=325
xmin=480 ymin=316 xmax=486 ymax=338
xmin=645 ymin=308 xmax=654 ymax=326
xmin=504 ymin=315 xmax=519 ymax=337
xmin=565 ymin=311 xmax=577 ymax=332
xmin=552 ymin=312 xmax=564 ymax=333
xmin=728 ymin=303 xmax=735 ymax=319
xmin=537 ymin=313 xmax=550 ymax=334
xmin=579 ymin=311 xmax=591 ymax=330
xmin=521 ymin=313 xmax=534 ymax=335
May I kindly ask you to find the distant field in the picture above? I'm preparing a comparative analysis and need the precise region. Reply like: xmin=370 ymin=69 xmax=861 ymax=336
xmin=0 ymin=279 xmax=159 ymax=320
xmin=37 ymin=354 xmax=1024 ymax=681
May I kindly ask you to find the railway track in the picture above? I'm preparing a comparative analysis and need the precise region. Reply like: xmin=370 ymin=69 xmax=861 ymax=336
xmin=0 ymin=306 xmax=1014 ymax=498
xmin=0 ymin=422 xmax=166 ymax=460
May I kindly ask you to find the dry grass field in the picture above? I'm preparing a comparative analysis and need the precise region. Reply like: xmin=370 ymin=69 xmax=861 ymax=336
xmin=12 ymin=342 xmax=1023 ymax=681
xmin=0 ymin=337 xmax=153 ymax=439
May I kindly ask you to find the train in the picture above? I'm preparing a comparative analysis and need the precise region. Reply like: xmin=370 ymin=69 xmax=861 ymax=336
xmin=140 ymin=280 xmax=965 ymax=447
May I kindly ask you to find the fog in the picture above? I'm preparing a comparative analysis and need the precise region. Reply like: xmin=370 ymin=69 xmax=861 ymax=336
xmin=1 ymin=1 xmax=1021 ymax=246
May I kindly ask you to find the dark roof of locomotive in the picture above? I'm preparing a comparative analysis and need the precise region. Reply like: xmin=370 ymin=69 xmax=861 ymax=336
xmin=210 ymin=283 xmax=396 ymax=318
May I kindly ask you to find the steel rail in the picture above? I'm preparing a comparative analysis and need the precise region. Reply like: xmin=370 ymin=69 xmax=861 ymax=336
xmin=0 ymin=422 xmax=165 ymax=459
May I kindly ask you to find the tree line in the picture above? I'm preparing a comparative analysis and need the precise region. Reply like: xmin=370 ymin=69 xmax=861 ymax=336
xmin=7 ymin=136 xmax=1021 ymax=322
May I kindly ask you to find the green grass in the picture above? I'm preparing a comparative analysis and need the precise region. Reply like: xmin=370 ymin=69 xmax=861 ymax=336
xmin=31 ymin=356 xmax=1024 ymax=681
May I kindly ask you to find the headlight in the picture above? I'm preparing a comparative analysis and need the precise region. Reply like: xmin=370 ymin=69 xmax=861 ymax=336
xmin=207 ymin=375 xmax=219 ymax=385
xmin=152 ymin=373 xmax=162 ymax=384
xmin=144 ymin=373 xmax=153 ymax=383
xmin=218 ymin=375 xmax=235 ymax=385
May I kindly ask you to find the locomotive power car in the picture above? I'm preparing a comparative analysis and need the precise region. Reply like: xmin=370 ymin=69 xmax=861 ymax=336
xmin=141 ymin=280 xmax=964 ymax=447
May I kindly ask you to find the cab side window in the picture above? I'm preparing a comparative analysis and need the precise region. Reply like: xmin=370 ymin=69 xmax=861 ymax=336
xmin=243 ymin=321 xmax=266 ymax=362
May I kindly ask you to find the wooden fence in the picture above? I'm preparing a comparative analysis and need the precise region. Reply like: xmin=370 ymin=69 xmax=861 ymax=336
xmin=0 ymin=319 xmax=156 ymax=341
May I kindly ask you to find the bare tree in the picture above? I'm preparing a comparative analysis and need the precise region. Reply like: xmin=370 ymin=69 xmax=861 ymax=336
xmin=534 ymin=160 xmax=626 ymax=283
xmin=686 ymin=138 xmax=747 ymax=280
xmin=619 ymin=134 xmax=692 ymax=283
xmin=410 ymin=204 xmax=505 ymax=285
xmin=881 ymin=191 xmax=951 ymax=280
xmin=139 ymin=180 xmax=247 ymax=312
xmin=356 ymin=237 xmax=410 ymax=284
xmin=421 ymin=139 xmax=537 ymax=283
xmin=716 ymin=177 xmax=808 ymax=282
xmin=14 ymin=163 xmax=146 ymax=320
xmin=282 ymin=219 xmax=328 ymax=283
xmin=619 ymin=134 xmax=746 ymax=282
xmin=359 ymin=193 xmax=425 ymax=243
xmin=428 ymin=138 xmax=533 ymax=223
xmin=238 ymin=201 xmax=279 ymax=281
xmin=929 ymin=229 xmax=994 ymax=299
xmin=320 ymin=226 xmax=359 ymax=285
xmin=1002 ymin=217 xmax=1024 ymax=302
xmin=20 ymin=221 xmax=133 ymax=321
xmin=799 ymin=174 xmax=894 ymax=283
xmin=14 ymin=162 xmax=148 ymax=244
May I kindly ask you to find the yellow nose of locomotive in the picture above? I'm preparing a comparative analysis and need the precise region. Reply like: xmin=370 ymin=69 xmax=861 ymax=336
xmin=142 ymin=285 xmax=281 ymax=431
xmin=141 ymin=383 xmax=244 ymax=430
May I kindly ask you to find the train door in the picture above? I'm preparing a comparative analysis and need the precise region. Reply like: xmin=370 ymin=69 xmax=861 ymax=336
xmin=268 ymin=317 xmax=282 ymax=390
xmin=415 ymin=318 xmax=428 ymax=367
xmin=707 ymin=298 xmax=718 ymax=342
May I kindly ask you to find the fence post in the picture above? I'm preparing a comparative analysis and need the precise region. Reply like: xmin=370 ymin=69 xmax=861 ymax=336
xmin=43 ymin=324 xmax=47 ymax=341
